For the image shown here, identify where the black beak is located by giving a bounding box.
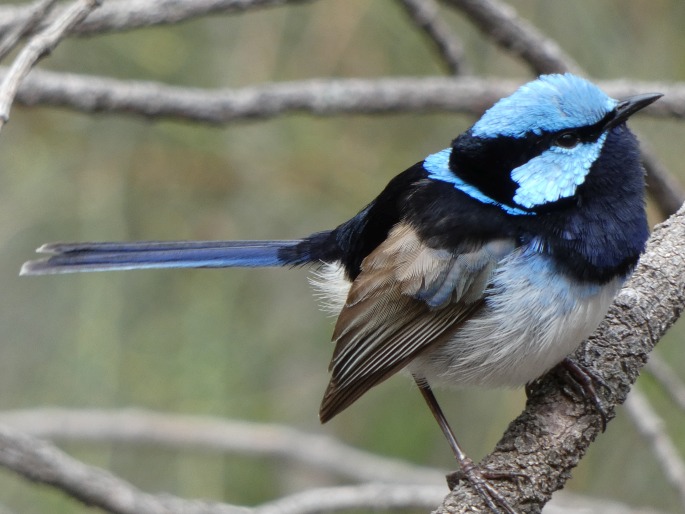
[605,92,662,129]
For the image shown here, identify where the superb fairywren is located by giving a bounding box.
[22,74,661,513]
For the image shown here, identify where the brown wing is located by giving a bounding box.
[319,223,514,422]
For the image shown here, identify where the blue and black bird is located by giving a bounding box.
[22,74,660,511]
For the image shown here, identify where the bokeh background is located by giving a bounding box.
[1,0,685,512]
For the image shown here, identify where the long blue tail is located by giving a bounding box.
[20,239,305,275]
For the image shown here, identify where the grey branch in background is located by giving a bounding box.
[0,423,244,514]
[624,388,685,508]
[0,0,57,61]
[646,354,685,411]
[0,408,445,485]
[0,0,319,37]
[7,68,682,123]
[398,0,468,75]
[0,410,671,514]
[442,0,581,75]
[0,0,101,130]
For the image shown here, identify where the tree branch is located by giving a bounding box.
[0,411,670,514]
[0,423,246,514]
[646,353,685,411]
[624,388,685,508]
[441,0,581,75]
[254,483,446,514]
[438,204,685,512]
[398,0,468,75]
[640,140,685,219]
[0,0,101,130]
[0,0,319,38]
[0,0,57,62]
[0,408,444,485]
[7,68,681,123]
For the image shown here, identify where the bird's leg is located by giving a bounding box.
[560,357,611,431]
[413,375,521,514]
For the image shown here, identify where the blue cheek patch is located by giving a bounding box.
[511,134,607,208]
[424,149,532,216]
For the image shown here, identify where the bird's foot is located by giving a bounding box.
[560,357,611,431]
[446,457,524,514]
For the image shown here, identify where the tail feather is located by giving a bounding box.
[21,240,303,275]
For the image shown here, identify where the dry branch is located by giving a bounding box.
[0,0,57,61]
[442,0,581,75]
[0,0,318,37]
[7,68,682,123]
[624,388,685,508]
[0,408,444,485]
[0,410,671,514]
[646,354,685,411]
[0,0,100,130]
[398,0,467,75]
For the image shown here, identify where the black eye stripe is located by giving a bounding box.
[448,107,616,208]
[556,110,616,144]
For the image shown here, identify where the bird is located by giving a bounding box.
[22,73,661,513]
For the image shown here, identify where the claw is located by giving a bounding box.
[446,459,523,514]
[445,459,525,514]
[560,357,611,431]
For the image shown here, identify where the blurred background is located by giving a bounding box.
[1,0,684,512]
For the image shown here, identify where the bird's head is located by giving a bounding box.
[436,73,661,214]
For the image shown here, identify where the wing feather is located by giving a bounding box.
[319,223,514,422]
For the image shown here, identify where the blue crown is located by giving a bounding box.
[472,74,618,139]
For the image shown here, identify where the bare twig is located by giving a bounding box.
[441,0,581,75]
[0,0,101,130]
[0,419,451,514]
[0,408,445,485]
[0,2,680,218]
[0,411,669,514]
[6,67,680,124]
[254,483,446,514]
[642,143,685,218]
[397,0,467,75]
[0,420,445,514]
[0,0,319,38]
[0,0,57,62]
[0,423,245,514]
[624,388,685,509]
[259,486,667,514]
[548,493,667,514]
[646,353,685,411]
[8,70,515,121]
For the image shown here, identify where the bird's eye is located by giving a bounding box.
[555,132,581,149]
